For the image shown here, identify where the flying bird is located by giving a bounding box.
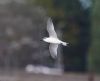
[43,18,68,58]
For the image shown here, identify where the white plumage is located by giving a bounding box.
[43,18,68,58]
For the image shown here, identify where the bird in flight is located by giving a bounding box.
[43,18,68,58]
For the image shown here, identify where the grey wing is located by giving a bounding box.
[49,43,58,58]
[47,18,57,38]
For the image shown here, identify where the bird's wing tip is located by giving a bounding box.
[48,17,52,22]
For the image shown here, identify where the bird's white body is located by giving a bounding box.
[43,37,67,46]
[43,18,68,58]
[43,37,61,44]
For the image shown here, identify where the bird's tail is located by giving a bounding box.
[62,42,68,46]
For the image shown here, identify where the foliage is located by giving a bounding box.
[27,0,66,18]
[88,0,100,72]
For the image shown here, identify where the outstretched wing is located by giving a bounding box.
[49,43,58,58]
[47,18,57,38]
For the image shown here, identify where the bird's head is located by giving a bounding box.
[43,37,48,42]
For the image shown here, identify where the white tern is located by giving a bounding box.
[43,18,68,58]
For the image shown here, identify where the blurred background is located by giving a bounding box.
[0,0,99,78]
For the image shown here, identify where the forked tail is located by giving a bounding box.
[62,42,68,46]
